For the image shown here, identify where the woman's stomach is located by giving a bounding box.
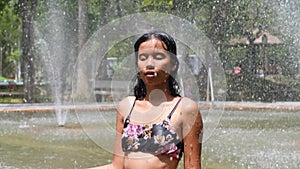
[124,152,179,169]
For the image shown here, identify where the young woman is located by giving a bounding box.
[91,31,203,169]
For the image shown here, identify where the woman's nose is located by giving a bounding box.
[146,64,155,70]
[145,58,155,69]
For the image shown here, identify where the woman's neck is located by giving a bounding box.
[144,85,175,105]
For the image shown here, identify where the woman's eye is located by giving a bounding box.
[154,53,165,60]
[139,54,147,61]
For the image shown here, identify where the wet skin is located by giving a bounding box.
[137,38,176,95]
[89,38,203,169]
[121,39,182,169]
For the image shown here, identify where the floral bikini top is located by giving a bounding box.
[121,97,183,159]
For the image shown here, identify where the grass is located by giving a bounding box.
[0,76,21,82]
[0,97,23,103]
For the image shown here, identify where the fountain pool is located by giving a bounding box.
[0,103,299,169]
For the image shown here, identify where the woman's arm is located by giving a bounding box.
[182,98,203,169]
[87,110,125,169]
[110,104,126,168]
[88,97,134,169]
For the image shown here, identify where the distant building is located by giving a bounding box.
[107,57,118,78]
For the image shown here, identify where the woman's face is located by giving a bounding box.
[137,38,176,86]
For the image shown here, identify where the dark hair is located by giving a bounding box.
[133,31,180,99]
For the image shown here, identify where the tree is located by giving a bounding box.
[0,0,21,78]
[19,0,38,103]
[75,0,90,98]
[96,0,110,80]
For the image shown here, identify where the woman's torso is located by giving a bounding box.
[124,152,179,169]
[121,97,183,169]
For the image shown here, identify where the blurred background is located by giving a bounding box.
[0,0,299,103]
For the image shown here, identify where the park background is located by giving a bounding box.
[0,1,300,169]
[0,0,299,103]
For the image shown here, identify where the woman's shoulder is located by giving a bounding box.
[180,97,199,113]
[179,97,202,128]
[117,96,136,116]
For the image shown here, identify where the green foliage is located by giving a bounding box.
[0,2,20,48]
[0,0,21,77]
[0,0,298,102]
[0,0,10,12]
[6,49,20,62]
[107,37,135,58]
[227,74,300,101]
[138,0,173,12]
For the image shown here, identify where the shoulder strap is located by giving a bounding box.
[167,97,183,119]
[126,97,137,120]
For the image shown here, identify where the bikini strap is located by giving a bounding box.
[167,97,183,119]
[126,97,137,120]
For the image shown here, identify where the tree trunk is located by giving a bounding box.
[75,0,90,99]
[19,0,37,103]
[96,0,110,80]
[78,0,89,50]
[0,48,2,76]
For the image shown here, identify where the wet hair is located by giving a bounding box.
[133,31,180,99]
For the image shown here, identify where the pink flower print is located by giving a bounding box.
[135,124,143,136]
[124,124,135,137]
[124,124,143,138]
[168,148,181,159]
[155,143,178,156]
[155,147,167,154]
[165,134,174,143]
[165,143,178,154]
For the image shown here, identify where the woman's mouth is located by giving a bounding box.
[145,72,158,78]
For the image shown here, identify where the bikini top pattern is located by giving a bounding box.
[121,97,183,159]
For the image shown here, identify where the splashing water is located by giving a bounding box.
[56,109,69,127]
[35,0,77,126]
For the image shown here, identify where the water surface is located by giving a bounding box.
[0,108,299,168]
